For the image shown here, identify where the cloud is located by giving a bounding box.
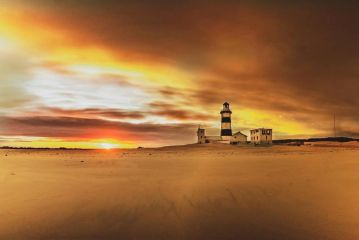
[149,102,216,121]
[35,102,217,122]
[43,107,146,120]
[0,116,197,144]
[0,43,34,110]
[23,68,150,111]
[1,1,359,143]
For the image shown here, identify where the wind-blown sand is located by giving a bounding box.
[1,143,359,239]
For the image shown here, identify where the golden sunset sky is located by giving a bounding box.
[1,1,358,148]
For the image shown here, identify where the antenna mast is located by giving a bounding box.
[333,113,336,138]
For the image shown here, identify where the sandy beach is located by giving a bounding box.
[1,143,359,239]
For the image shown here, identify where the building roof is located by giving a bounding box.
[250,128,272,131]
[233,131,247,137]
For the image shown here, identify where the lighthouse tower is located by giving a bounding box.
[220,102,232,140]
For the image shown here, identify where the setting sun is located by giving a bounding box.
[100,142,117,150]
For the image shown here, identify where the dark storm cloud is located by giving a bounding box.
[41,105,215,122]
[44,107,146,120]
[149,102,216,121]
[15,0,213,64]
[4,0,359,137]
[0,116,196,142]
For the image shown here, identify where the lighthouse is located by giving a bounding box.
[220,102,232,140]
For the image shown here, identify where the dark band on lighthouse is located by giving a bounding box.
[221,117,231,123]
[220,102,232,137]
[221,129,232,136]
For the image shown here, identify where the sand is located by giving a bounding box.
[1,143,359,239]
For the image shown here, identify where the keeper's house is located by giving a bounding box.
[250,128,272,145]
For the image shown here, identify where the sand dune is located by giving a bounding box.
[1,143,359,239]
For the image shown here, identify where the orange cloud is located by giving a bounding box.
[1,1,359,147]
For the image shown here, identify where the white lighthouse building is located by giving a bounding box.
[220,102,232,141]
[197,102,248,145]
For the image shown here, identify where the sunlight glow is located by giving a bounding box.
[100,142,118,150]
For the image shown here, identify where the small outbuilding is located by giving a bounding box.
[250,128,272,145]
[197,127,222,144]
[230,131,247,145]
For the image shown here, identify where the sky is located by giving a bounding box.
[0,1,358,148]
